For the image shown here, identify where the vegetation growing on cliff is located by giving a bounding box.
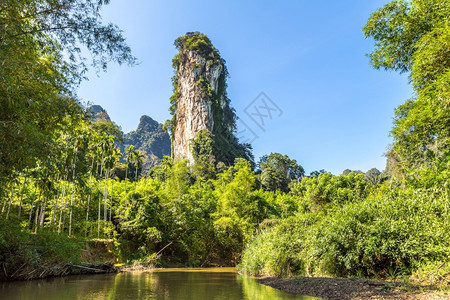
[169,32,253,166]
[123,115,171,172]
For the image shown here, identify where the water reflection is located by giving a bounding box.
[0,268,319,300]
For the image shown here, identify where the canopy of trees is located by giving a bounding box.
[258,153,304,193]
[0,0,135,188]
[364,0,450,173]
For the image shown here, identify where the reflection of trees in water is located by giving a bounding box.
[0,274,117,300]
[144,271,243,299]
[106,273,158,299]
[0,270,316,299]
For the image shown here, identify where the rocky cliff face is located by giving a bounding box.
[170,32,247,165]
[172,50,221,162]
[88,105,111,122]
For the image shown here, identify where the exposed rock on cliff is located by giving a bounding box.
[87,105,112,122]
[169,32,252,165]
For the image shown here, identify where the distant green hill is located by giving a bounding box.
[124,115,171,171]
[88,105,171,172]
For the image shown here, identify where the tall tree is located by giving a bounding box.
[258,153,304,193]
[131,150,144,192]
[124,145,134,206]
[364,0,450,172]
[0,0,135,193]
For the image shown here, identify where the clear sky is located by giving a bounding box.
[78,0,413,175]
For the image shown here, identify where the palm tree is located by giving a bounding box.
[97,137,107,237]
[132,150,144,193]
[109,148,121,223]
[103,138,115,224]
[124,145,134,207]
[68,140,80,237]
[85,152,95,236]
[95,134,115,237]
[58,175,69,234]
[28,183,38,227]
[16,171,30,219]
[5,178,17,220]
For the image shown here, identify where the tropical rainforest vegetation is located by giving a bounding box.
[0,0,448,287]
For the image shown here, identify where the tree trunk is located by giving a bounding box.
[85,156,95,236]
[34,195,42,233]
[135,166,138,193]
[68,182,75,237]
[124,160,128,207]
[97,154,104,238]
[5,186,15,220]
[69,152,77,237]
[28,184,38,227]
[51,176,62,229]
[17,175,28,219]
[109,179,114,222]
[104,170,108,223]
[58,180,68,234]
[2,183,14,215]
[39,196,47,227]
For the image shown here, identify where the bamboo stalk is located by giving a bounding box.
[98,152,104,238]
[5,186,15,220]
[39,196,47,227]
[104,170,108,223]
[28,184,38,227]
[58,179,68,234]
[51,176,62,229]
[85,155,95,236]
[69,149,77,237]
[17,174,29,219]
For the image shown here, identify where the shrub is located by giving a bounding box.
[240,213,318,276]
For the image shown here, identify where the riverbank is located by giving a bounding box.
[1,262,118,281]
[258,277,449,300]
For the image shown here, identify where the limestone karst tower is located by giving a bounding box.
[169,32,251,165]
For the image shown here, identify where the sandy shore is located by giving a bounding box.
[258,277,449,300]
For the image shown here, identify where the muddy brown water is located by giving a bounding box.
[0,268,320,299]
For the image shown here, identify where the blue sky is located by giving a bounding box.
[78,0,412,175]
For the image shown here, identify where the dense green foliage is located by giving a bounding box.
[240,0,450,286]
[0,0,448,288]
[363,0,450,174]
[0,153,301,267]
[258,153,305,193]
[241,169,449,283]
[0,0,134,193]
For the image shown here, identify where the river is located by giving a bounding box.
[0,268,320,299]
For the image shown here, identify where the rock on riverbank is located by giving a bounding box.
[258,277,448,300]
